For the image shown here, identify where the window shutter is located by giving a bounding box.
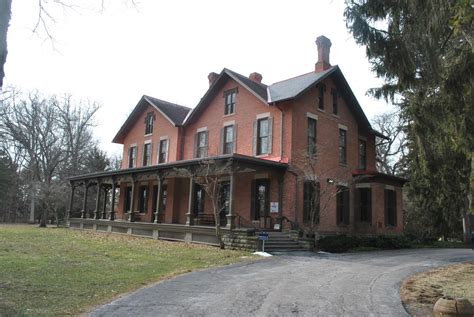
[233,124,237,153]
[252,120,257,156]
[367,188,372,223]
[268,117,273,154]
[193,133,198,158]
[393,191,397,226]
[344,189,350,225]
[250,179,256,220]
[204,131,209,157]
[128,147,132,168]
[166,139,170,163]
[220,127,224,155]
[149,143,153,165]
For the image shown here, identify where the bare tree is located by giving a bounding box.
[0,88,100,226]
[176,159,233,249]
[371,111,407,176]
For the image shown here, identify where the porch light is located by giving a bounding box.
[326,178,335,184]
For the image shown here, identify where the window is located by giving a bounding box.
[336,186,350,225]
[222,125,234,154]
[359,140,367,170]
[193,184,205,216]
[224,90,236,115]
[385,189,397,227]
[138,186,148,213]
[195,131,208,158]
[339,129,347,164]
[332,89,338,115]
[257,118,269,155]
[143,143,151,166]
[357,188,372,222]
[318,84,325,110]
[128,146,137,168]
[158,139,169,164]
[307,118,317,157]
[145,112,154,135]
[125,187,132,212]
[253,179,269,221]
[304,180,320,223]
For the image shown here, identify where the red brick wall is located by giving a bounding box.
[183,79,283,160]
[121,104,181,169]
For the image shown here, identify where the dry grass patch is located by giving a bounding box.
[0,225,254,316]
[401,261,474,316]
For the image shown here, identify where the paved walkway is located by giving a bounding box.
[89,248,474,316]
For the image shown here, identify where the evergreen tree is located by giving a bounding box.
[345,0,473,241]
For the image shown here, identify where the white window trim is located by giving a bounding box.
[223,120,235,127]
[157,138,169,164]
[385,185,395,191]
[355,183,371,188]
[306,112,318,120]
[144,139,152,144]
[338,181,349,187]
[160,135,169,140]
[256,112,270,119]
[338,124,348,131]
[197,127,208,133]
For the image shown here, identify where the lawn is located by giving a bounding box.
[401,261,474,316]
[0,225,253,316]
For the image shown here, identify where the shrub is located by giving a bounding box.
[317,234,412,253]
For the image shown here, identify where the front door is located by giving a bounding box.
[254,179,270,226]
[218,182,230,227]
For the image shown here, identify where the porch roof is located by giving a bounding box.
[353,171,408,186]
[69,154,288,182]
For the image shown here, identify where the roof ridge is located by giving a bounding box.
[270,66,338,85]
[224,68,268,88]
[144,95,191,110]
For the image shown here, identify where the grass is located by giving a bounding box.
[0,225,254,316]
[401,261,474,316]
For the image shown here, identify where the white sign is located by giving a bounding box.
[270,202,279,213]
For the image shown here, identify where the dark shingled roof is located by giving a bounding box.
[112,95,190,144]
[143,95,190,125]
[224,69,268,101]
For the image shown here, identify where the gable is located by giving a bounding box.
[113,96,190,144]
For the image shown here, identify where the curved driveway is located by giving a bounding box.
[89,249,474,317]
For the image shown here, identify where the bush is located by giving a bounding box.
[317,234,412,253]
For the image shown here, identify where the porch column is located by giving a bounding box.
[94,181,102,219]
[226,171,236,229]
[186,178,195,226]
[81,182,89,218]
[67,181,75,223]
[101,187,108,219]
[109,181,116,221]
[128,177,137,222]
[154,175,163,224]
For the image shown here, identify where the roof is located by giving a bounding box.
[184,68,268,124]
[68,153,288,181]
[267,67,337,103]
[112,95,191,144]
[353,171,408,186]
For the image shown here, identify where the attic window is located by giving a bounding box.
[331,89,338,115]
[224,89,237,115]
[145,112,155,135]
[318,84,326,110]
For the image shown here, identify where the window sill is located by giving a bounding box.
[331,114,339,118]
[339,162,348,167]
[144,133,152,137]
[317,108,325,113]
[223,113,235,118]
[255,154,270,158]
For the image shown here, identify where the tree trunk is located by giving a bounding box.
[213,206,225,249]
[462,194,472,243]
[0,0,12,89]
[29,185,36,224]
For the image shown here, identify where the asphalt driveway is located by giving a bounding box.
[89,248,474,317]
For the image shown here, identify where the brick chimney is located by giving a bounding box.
[208,72,219,86]
[315,35,332,72]
[249,72,263,83]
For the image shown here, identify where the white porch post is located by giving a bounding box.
[226,171,236,229]
[154,175,163,224]
[128,177,137,222]
[94,180,102,219]
[109,181,116,221]
[186,178,195,226]
[81,182,89,219]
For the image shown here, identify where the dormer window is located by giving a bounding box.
[224,89,237,115]
[318,84,326,110]
[145,112,155,135]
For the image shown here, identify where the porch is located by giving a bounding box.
[67,154,288,237]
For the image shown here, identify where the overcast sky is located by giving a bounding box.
[5,0,392,155]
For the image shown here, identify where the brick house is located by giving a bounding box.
[68,36,406,247]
